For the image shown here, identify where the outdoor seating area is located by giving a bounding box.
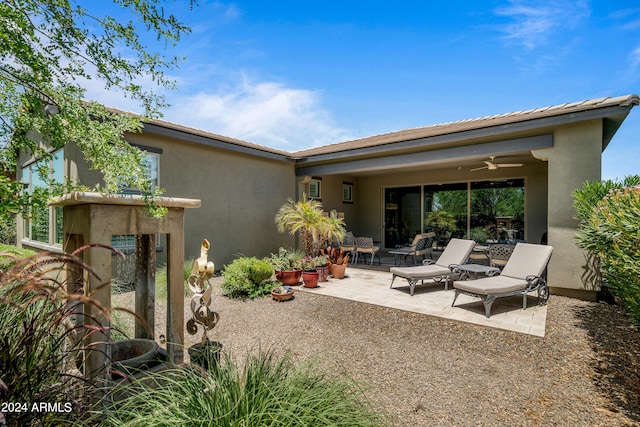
[333,239,553,321]
[389,238,475,295]
[297,264,548,336]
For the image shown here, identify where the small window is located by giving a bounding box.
[342,182,353,203]
[309,179,321,199]
[119,152,159,194]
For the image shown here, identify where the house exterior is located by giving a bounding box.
[17,94,639,300]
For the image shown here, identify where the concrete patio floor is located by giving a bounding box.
[297,265,548,337]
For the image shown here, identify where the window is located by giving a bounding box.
[342,182,353,203]
[119,152,159,194]
[309,178,321,199]
[21,150,64,246]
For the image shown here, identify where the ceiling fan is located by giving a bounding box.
[470,156,523,172]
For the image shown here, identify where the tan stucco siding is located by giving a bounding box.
[125,132,296,267]
[533,120,603,298]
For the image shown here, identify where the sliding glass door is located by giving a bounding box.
[384,186,421,248]
[383,179,525,248]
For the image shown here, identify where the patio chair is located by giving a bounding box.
[340,231,356,257]
[354,237,380,266]
[390,238,475,295]
[488,243,515,269]
[451,243,553,318]
[391,232,435,265]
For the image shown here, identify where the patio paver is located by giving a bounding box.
[297,267,547,337]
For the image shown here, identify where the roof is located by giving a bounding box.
[111,94,639,161]
[291,94,640,157]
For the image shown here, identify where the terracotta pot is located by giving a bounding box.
[275,269,302,286]
[316,265,329,282]
[302,270,320,288]
[329,263,347,279]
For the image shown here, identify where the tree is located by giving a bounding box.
[274,195,346,257]
[0,0,196,218]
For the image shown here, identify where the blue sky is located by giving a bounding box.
[88,1,640,181]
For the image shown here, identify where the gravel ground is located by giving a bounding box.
[117,276,640,426]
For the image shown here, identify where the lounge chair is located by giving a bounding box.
[452,243,553,318]
[389,232,436,265]
[390,238,475,295]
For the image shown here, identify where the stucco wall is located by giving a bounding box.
[297,174,359,232]
[125,132,296,267]
[533,120,603,299]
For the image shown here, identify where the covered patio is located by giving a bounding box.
[293,95,640,301]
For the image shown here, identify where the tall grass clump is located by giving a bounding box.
[98,349,389,427]
[0,249,105,426]
[221,257,275,299]
[574,176,640,325]
[154,258,193,300]
[0,245,144,426]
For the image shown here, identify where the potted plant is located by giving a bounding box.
[321,246,350,279]
[275,196,346,257]
[314,254,329,282]
[300,256,320,288]
[267,247,303,286]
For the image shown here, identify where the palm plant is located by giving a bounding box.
[275,195,346,256]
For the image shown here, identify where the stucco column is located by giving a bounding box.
[533,120,602,300]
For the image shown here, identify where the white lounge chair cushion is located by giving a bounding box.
[501,243,553,279]
[390,264,451,280]
[453,275,528,295]
[435,238,476,268]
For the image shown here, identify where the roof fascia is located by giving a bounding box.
[295,105,632,164]
[296,134,553,176]
[142,122,295,163]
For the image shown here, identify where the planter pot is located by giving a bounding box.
[329,263,347,279]
[271,286,294,301]
[275,269,302,286]
[316,265,329,282]
[302,270,320,288]
[110,338,160,378]
[188,340,223,371]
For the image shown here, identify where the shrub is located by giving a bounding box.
[574,176,640,325]
[221,257,275,299]
[469,226,489,243]
[97,349,389,427]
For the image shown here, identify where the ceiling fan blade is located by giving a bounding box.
[496,163,523,168]
[470,166,488,172]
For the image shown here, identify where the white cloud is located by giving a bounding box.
[166,76,352,150]
[631,46,640,69]
[495,0,589,49]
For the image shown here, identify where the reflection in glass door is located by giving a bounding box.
[384,179,526,248]
[424,183,468,248]
[384,186,421,248]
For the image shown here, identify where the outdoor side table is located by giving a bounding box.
[455,264,501,280]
